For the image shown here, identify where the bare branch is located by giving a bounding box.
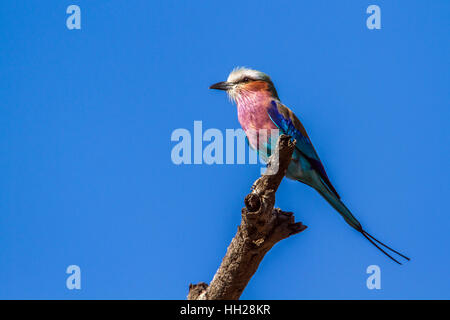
[188,135,307,300]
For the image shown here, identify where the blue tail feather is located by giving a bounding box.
[314,181,410,264]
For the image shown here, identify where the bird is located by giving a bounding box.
[209,67,410,264]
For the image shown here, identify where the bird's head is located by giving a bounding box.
[209,67,279,103]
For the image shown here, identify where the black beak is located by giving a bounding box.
[209,81,232,91]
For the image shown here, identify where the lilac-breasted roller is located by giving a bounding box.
[210,67,409,264]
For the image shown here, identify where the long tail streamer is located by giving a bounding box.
[361,230,410,265]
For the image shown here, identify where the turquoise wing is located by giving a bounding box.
[267,100,340,198]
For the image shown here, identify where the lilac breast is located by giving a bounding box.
[236,91,278,151]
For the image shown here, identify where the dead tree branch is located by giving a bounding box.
[188,134,307,300]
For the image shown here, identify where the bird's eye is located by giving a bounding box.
[242,77,250,82]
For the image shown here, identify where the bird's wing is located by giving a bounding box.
[267,100,340,198]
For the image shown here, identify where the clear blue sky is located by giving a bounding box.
[1,1,449,299]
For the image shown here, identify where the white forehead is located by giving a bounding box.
[226,67,270,83]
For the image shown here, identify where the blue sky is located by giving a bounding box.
[0,1,449,299]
